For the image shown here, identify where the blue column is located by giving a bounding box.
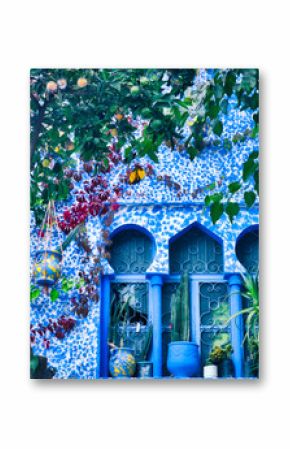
[149,274,163,378]
[100,274,112,378]
[228,274,244,378]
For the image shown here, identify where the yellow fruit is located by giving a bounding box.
[77,77,88,88]
[66,143,75,151]
[42,159,50,168]
[115,113,123,121]
[54,146,60,153]
[110,128,118,137]
[46,81,58,92]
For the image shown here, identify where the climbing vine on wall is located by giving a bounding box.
[30,68,259,225]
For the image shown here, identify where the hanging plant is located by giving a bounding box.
[33,200,63,287]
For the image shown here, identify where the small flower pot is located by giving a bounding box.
[136,361,153,378]
[203,364,218,379]
[167,341,199,378]
[109,347,136,378]
[34,250,62,286]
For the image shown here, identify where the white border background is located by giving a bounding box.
[1,1,289,447]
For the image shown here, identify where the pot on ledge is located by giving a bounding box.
[109,347,136,378]
[167,342,199,378]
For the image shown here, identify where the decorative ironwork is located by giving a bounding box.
[110,282,152,362]
[169,226,223,274]
[236,228,259,273]
[110,229,154,274]
[199,282,231,366]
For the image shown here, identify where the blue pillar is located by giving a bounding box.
[149,274,163,378]
[100,274,112,378]
[228,274,244,378]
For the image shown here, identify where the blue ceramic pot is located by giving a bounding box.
[167,342,199,378]
[34,250,62,286]
[109,347,136,378]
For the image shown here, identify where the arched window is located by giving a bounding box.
[100,226,155,377]
[169,224,223,274]
[110,227,154,274]
[162,223,230,375]
[236,226,259,273]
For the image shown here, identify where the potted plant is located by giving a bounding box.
[136,325,153,378]
[203,360,218,379]
[245,337,259,378]
[227,272,259,377]
[167,272,199,378]
[208,344,234,378]
[33,200,62,287]
[108,291,136,378]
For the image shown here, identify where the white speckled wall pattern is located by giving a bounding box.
[30,94,258,379]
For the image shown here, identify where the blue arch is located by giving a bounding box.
[169,221,224,274]
[169,221,223,246]
[110,223,156,248]
[109,224,156,274]
[235,224,259,273]
[236,224,259,246]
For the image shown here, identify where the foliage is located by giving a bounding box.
[30,68,259,225]
[226,273,259,375]
[208,344,233,365]
[30,349,56,379]
[228,272,259,342]
[171,272,190,342]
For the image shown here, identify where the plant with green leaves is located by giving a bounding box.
[171,272,190,342]
[31,68,259,225]
[227,272,259,343]
[208,344,233,365]
[226,272,259,375]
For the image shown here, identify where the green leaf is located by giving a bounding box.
[208,101,219,119]
[205,195,211,206]
[249,150,259,160]
[210,202,224,224]
[254,170,259,194]
[243,158,258,181]
[213,120,223,136]
[50,289,59,302]
[225,71,236,96]
[244,191,256,208]
[225,202,240,223]
[30,355,39,372]
[211,193,223,203]
[220,98,228,114]
[30,287,40,301]
[228,182,241,194]
[188,146,198,160]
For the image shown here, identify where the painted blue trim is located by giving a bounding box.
[235,224,259,246]
[100,274,113,378]
[105,200,259,209]
[227,273,244,378]
[147,274,163,377]
[109,223,156,250]
[168,221,223,245]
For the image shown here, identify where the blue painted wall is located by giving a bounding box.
[30,87,258,379]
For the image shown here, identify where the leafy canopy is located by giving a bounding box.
[30,68,259,224]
